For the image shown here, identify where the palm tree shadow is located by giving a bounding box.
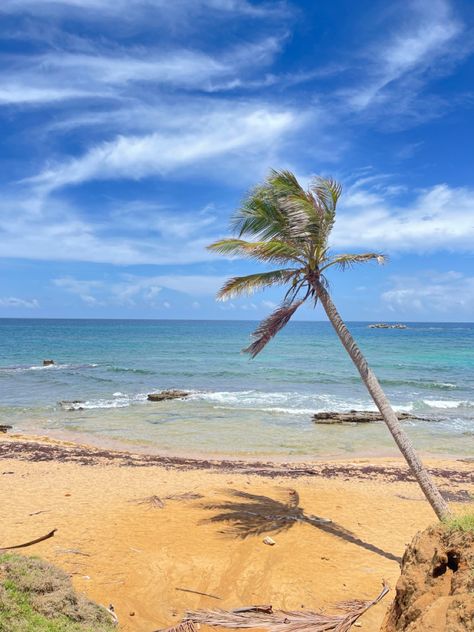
[201,488,401,564]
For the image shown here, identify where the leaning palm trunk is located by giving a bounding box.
[209,170,450,520]
[313,278,450,520]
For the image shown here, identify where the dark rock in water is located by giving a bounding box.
[43,359,55,366]
[147,389,189,402]
[59,400,85,411]
[381,524,474,632]
[313,410,418,424]
[368,323,407,329]
[0,425,12,433]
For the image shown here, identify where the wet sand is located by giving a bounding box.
[1,434,473,632]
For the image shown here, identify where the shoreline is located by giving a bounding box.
[3,426,473,465]
[1,432,473,485]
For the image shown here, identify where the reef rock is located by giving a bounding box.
[313,410,417,424]
[368,323,407,329]
[42,359,55,366]
[147,390,190,402]
[381,524,474,632]
[0,425,12,433]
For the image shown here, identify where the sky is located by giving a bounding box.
[0,0,473,321]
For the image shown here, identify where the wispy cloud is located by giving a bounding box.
[28,103,300,191]
[53,273,228,305]
[382,271,474,317]
[340,0,468,122]
[0,296,39,308]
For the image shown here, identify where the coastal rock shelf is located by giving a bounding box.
[368,323,407,329]
[313,410,420,424]
[147,389,190,402]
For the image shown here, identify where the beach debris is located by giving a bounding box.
[167,492,204,501]
[43,359,55,366]
[29,509,50,516]
[313,410,420,424]
[0,528,57,552]
[105,604,119,625]
[132,495,165,509]
[368,323,407,329]
[263,536,276,546]
[176,587,221,600]
[154,621,199,632]
[184,583,389,632]
[131,491,203,510]
[0,424,12,433]
[147,389,190,402]
[57,548,91,557]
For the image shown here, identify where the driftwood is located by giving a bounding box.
[176,587,221,600]
[184,583,390,632]
[0,528,57,552]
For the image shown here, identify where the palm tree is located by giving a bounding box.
[208,170,450,520]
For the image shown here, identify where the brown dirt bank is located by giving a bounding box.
[0,435,473,632]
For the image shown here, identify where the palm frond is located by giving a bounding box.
[243,299,304,358]
[185,583,389,632]
[208,239,304,265]
[216,270,298,301]
[321,253,387,272]
[310,177,342,214]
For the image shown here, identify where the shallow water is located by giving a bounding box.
[0,319,473,458]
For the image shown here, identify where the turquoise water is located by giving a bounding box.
[0,319,473,458]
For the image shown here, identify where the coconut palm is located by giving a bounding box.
[208,170,450,520]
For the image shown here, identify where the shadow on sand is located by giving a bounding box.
[201,488,401,564]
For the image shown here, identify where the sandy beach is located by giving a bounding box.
[1,434,472,632]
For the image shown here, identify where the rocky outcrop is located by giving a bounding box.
[147,389,190,402]
[369,323,407,329]
[58,400,85,411]
[313,410,418,424]
[381,524,474,632]
[42,359,55,366]
[0,425,12,433]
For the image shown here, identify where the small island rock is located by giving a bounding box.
[43,359,55,366]
[147,389,190,402]
[0,424,12,433]
[368,323,407,329]
[313,410,419,424]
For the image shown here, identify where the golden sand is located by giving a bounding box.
[1,435,472,632]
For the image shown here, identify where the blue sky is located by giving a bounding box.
[0,0,473,321]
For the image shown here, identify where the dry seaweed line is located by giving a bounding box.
[181,582,389,632]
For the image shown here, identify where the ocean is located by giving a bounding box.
[0,319,473,458]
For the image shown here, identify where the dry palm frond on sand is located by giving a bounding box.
[182,583,389,632]
[131,492,203,510]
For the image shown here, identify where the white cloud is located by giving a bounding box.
[382,271,474,317]
[29,104,299,191]
[0,297,39,308]
[1,0,287,19]
[343,0,465,116]
[52,273,228,305]
[332,181,474,252]
[0,36,283,107]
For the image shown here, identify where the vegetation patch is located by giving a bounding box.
[0,553,116,632]
[443,511,474,533]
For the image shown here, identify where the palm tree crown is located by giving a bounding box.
[209,170,385,356]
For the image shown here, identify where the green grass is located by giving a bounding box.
[443,512,474,533]
[0,554,116,632]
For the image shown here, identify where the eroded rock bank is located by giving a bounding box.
[381,524,474,632]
